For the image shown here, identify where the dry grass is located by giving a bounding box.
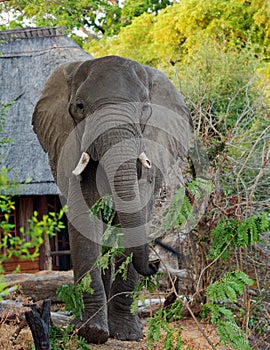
[0,317,233,350]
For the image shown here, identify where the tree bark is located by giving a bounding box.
[25,299,51,350]
[4,270,73,302]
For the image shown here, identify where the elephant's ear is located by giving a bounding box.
[32,62,82,195]
[142,66,193,179]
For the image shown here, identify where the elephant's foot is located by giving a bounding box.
[73,309,109,344]
[76,320,109,344]
[109,311,143,341]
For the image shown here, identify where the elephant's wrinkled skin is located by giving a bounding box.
[32,56,193,343]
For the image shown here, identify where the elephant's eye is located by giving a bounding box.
[76,101,84,111]
[69,100,85,121]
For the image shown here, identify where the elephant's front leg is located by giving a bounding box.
[67,175,109,344]
[68,224,109,344]
[108,254,142,340]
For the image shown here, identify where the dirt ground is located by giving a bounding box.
[0,318,232,350]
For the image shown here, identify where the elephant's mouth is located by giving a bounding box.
[72,151,151,176]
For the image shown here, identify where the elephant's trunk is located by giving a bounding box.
[101,144,158,276]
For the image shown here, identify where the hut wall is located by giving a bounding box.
[1,195,70,273]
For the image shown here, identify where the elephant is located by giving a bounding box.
[32,55,193,344]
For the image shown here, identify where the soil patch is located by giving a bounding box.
[0,318,231,350]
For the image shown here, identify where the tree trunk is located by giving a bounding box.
[25,299,51,350]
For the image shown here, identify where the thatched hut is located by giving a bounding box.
[0,27,91,272]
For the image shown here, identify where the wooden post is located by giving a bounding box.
[25,299,51,350]
[38,196,53,271]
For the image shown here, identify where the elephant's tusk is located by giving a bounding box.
[72,152,91,176]
[139,152,151,169]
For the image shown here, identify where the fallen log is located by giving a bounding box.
[0,299,71,326]
[4,270,73,302]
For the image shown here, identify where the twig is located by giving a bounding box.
[183,299,217,350]
[235,126,270,201]
[152,247,217,350]
[11,318,28,345]
[248,141,270,202]
[75,291,130,335]
[196,235,236,294]
[245,294,252,337]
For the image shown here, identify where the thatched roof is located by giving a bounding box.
[0,27,90,195]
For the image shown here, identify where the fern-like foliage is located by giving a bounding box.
[163,187,192,231]
[202,271,254,350]
[207,271,254,303]
[111,253,133,281]
[217,320,252,350]
[90,195,134,281]
[90,194,115,222]
[90,194,125,250]
[57,273,93,320]
[188,177,213,199]
[164,177,213,231]
[131,276,184,348]
[147,299,184,350]
[130,274,161,315]
[50,324,90,350]
[210,213,270,259]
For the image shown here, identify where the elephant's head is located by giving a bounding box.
[32,56,193,276]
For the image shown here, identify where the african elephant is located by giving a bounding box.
[32,55,193,344]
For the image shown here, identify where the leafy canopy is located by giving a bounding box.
[0,0,172,36]
[88,0,270,64]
